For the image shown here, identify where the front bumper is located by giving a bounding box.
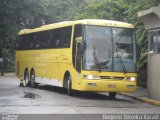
[74,79,136,92]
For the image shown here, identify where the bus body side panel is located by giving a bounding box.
[16,50,62,86]
[32,49,62,86]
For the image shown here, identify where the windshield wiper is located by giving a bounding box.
[116,53,126,74]
[93,44,101,72]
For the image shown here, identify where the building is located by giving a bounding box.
[138,4,160,100]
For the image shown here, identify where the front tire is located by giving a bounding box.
[67,75,73,96]
[109,92,116,99]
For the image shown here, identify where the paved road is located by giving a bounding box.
[0,75,160,119]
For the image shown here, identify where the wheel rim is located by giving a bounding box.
[67,76,72,96]
[31,73,35,87]
[25,74,29,85]
[67,79,70,89]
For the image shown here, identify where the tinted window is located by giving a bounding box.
[22,35,29,50]
[28,33,34,49]
[148,30,159,53]
[17,26,72,50]
[52,26,72,48]
[149,31,155,52]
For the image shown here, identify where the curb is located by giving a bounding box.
[1,73,15,76]
[119,92,160,107]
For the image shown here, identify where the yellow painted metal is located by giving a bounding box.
[72,71,136,92]
[16,19,136,93]
[18,19,134,35]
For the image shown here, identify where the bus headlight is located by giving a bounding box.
[83,75,101,80]
[126,77,136,82]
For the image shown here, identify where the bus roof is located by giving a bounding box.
[18,19,134,35]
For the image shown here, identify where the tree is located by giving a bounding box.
[75,0,128,21]
[0,0,49,57]
[0,0,49,72]
[46,0,85,24]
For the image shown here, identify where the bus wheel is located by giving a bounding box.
[109,92,116,99]
[30,70,38,88]
[24,70,30,87]
[67,75,73,96]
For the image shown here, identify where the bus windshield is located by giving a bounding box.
[83,25,136,72]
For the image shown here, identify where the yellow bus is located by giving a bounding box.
[16,19,137,98]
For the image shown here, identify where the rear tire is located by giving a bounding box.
[30,70,38,88]
[109,92,116,99]
[24,70,30,87]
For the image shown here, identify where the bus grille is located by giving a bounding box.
[100,76,112,79]
[100,76,125,80]
[114,77,125,80]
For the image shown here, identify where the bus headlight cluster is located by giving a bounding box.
[83,75,101,80]
[126,77,136,82]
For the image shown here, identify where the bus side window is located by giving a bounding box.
[33,33,38,49]
[21,35,25,50]
[62,26,72,48]
[55,39,61,47]
[36,31,46,49]
[54,29,62,48]
[51,29,59,48]
[41,31,47,49]
[46,31,52,48]
[22,35,28,50]
[29,33,34,49]
[51,30,56,48]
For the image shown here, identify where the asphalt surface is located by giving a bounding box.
[0,75,160,120]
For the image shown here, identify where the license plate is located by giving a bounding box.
[108,84,116,88]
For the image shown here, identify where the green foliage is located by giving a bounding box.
[0,0,49,57]
[0,0,50,72]
[75,0,128,21]
[126,0,160,23]
[46,0,85,23]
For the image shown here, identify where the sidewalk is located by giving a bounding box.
[120,87,160,107]
[0,72,15,76]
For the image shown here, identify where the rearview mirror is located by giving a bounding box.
[75,37,85,56]
[76,37,83,43]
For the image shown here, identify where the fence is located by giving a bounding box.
[0,58,15,76]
